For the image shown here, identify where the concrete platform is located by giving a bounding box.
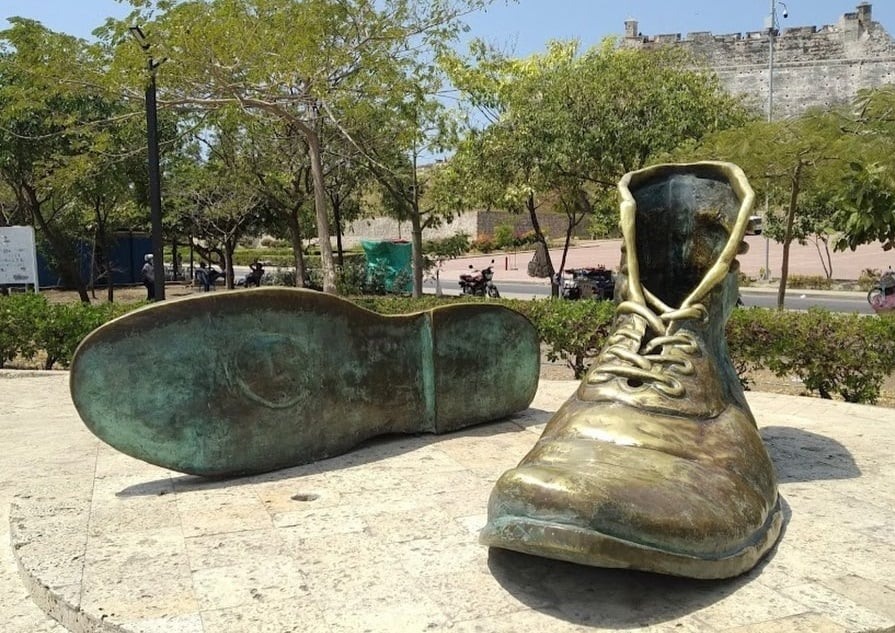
[2,370,894,633]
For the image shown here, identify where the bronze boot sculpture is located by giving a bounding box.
[481,162,783,579]
[70,289,539,477]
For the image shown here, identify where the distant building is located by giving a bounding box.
[622,3,895,118]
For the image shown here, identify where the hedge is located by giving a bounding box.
[3,291,894,405]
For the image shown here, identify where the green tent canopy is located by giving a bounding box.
[361,240,412,292]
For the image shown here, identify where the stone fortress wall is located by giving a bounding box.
[347,4,895,244]
[622,3,895,118]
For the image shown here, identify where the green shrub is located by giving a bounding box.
[233,248,295,266]
[260,236,290,248]
[525,299,615,378]
[493,225,515,250]
[786,274,834,290]
[423,234,470,263]
[471,235,495,253]
[34,301,137,369]
[727,308,895,403]
[264,267,297,287]
[513,230,539,248]
[782,310,895,403]
[0,292,47,366]
[737,271,754,288]
[858,268,881,292]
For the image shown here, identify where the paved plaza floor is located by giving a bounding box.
[2,370,894,632]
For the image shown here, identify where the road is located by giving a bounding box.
[423,278,873,314]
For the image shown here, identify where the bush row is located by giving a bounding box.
[365,297,895,404]
[1,293,138,370]
[4,292,894,405]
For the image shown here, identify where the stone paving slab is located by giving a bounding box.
[2,370,894,633]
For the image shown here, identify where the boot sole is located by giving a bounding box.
[70,288,539,477]
[480,498,784,579]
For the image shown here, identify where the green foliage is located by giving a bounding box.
[0,292,47,366]
[471,235,496,253]
[233,248,296,267]
[33,302,132,370]
[5,287,895,406]
[423,233,471,271]
[0,293,138,369]
[335,258,368,295]
[727,308,895,404]
[493,225,515,250]
[786,274,834,290]
[858,268,882,292]
[263,268,298,288]
[525,299,616,378]
[726,308,786,389]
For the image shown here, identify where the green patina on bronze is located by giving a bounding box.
[70,289,539,477]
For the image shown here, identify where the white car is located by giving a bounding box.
[746,215,763,235]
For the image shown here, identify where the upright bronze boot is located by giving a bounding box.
[481,162,783,579]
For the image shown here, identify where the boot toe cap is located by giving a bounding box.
[481,415,782,578]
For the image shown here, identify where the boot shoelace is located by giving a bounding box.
[586,294,707,398]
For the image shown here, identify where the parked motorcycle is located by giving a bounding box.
[867,268,895,314]
[459,261,501,298]
[558,266,615,300]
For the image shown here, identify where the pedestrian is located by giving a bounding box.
[141,254,155,301]
[195,262,211,292]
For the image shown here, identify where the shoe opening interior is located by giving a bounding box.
[632,171,741,308]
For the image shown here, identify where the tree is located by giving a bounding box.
[830,86,895,252]
[103,0,490,294]
[438,39,748,295]
[170,122,265,288]
[677,111,849,308]
[0,19,144,302]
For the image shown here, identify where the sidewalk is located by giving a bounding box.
[438,237,892,286]
[2,370,894,632]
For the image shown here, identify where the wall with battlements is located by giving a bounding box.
[623,3,895,118]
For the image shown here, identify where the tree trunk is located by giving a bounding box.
[286,208,307,288]
[527,193,557,297]
[332,199,345,268]
[410,207,424,298]
[24,187,90,303]
[224,238,236,289]
[106,251,115,303]
[306,129,337,294]
[776,162,803,310]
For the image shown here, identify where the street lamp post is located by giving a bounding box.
[129,26,166,301]
[764,1,787,280]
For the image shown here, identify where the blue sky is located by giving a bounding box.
[2,1,894,55]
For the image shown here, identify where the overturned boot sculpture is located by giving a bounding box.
[70,289,539,477]
[481,162,783,579]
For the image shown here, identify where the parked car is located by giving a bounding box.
[746,215,763,235]
[559,266,615,300]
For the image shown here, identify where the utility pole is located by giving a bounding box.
[764,1,787,280]
[129,26,166,300]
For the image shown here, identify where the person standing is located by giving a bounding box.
[141,254,155,301]
[195,262,211,292]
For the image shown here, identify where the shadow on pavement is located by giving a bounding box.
[115,406,553,498]
[761,425,861,481]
